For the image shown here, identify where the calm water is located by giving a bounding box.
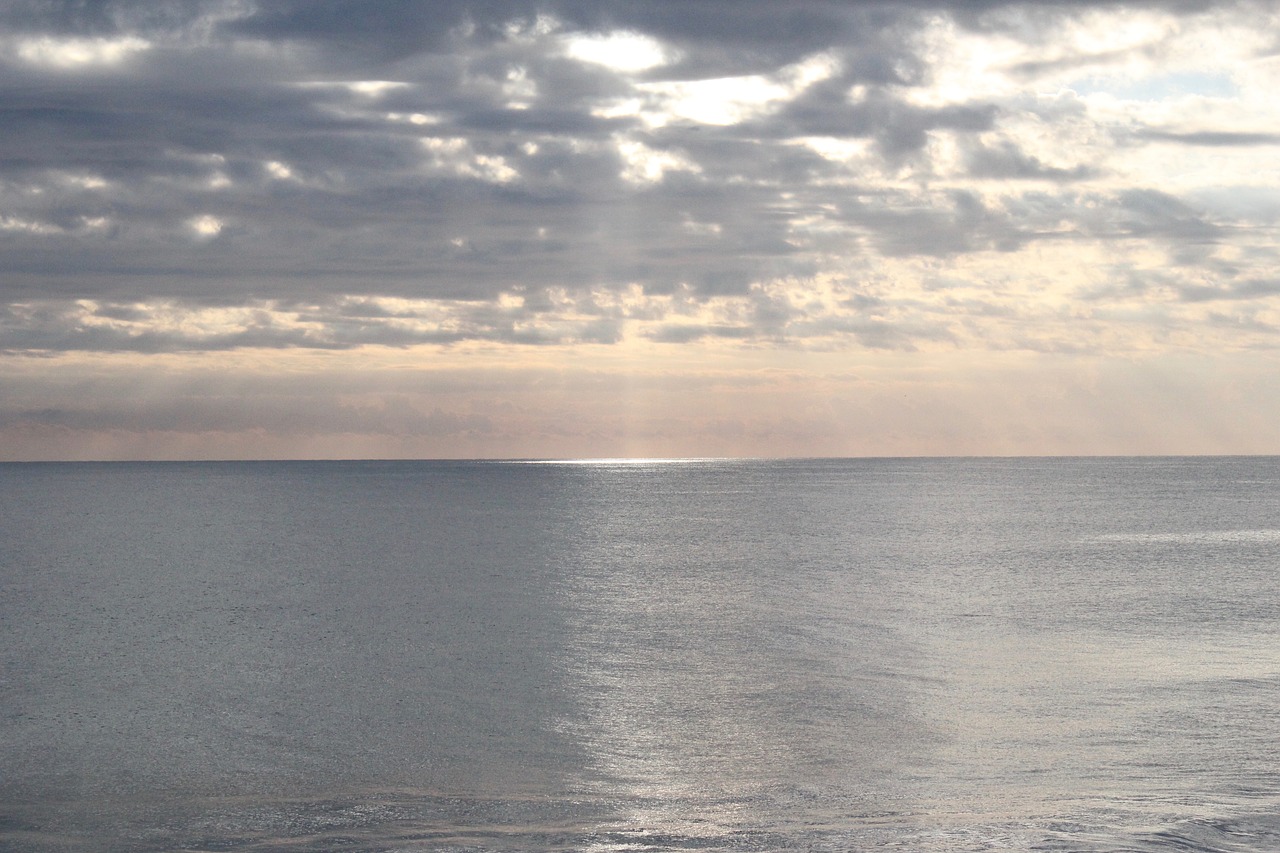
[1,457,1279,852]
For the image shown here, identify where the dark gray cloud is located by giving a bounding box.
[839,190,1038,256]
[1178,278,1280,302]
[965,140,1099,181]
[1106,189,1222,242]
[1134,129,1280,146]
[753,84,999,160]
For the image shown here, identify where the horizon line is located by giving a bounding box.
[3,453,1278,465]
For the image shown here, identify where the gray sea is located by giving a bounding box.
[2,457,1279,852]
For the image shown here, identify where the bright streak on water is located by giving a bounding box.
[1,457,1279,851]
[502,457,734,466]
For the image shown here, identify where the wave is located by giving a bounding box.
[1124,814,1280,853]
[1092,529,1280,545]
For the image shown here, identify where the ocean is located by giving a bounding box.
[1,457,1278,852]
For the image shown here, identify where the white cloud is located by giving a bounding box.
[420,138,518,183]
[635,55,838,127]
[0,215,60,235]
[188,215,224,238]
[340,80,410,97]
[264,161,294,180]
[635,75,787,126]
[12,35,150,69]
[616,138,701,184]
[563,30,673,73]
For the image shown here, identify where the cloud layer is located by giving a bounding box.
[2,0,1280,457]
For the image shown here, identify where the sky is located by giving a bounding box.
[2,0,1280,460]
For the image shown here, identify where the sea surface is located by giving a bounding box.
[2,457,1279,852]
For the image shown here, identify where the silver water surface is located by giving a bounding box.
[1,457,1278,851]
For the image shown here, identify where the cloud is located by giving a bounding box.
[1134,129,1280,146]
[0,0,1277,366]
[964,139,1098,181]
[1178,278,1280,302]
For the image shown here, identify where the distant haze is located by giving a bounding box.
[2,0,1279,459]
